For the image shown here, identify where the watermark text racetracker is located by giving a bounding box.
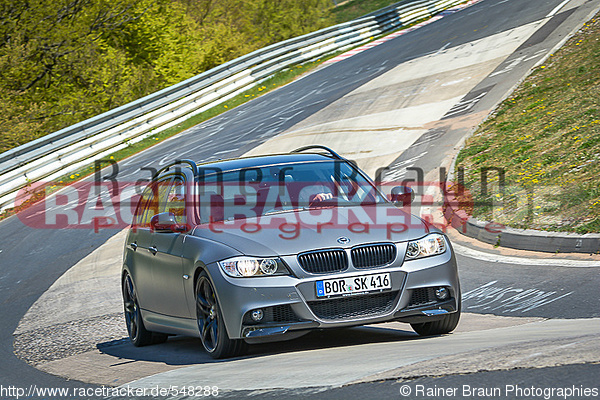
[15,179,446,239]
[0,384,219,399]
[13,159,551,237]
[399,384,599,399]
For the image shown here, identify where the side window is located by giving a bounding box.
[166,177,186,224]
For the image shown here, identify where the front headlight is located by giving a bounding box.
[218,256,290,277]
[405,233,447,260]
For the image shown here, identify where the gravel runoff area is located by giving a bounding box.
[14,313,127,366]
[12,229,129,366]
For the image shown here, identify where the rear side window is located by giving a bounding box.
[133,185,154,227]
[134,178,173,227]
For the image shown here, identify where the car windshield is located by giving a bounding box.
[197,160,385,223]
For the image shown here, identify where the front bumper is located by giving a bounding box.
[209,250,460,341]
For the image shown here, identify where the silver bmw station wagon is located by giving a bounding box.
[122,146,460,358]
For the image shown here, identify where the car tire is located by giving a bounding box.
[123,273,168,346]
[195,271,247,359]
[411,296,461,336]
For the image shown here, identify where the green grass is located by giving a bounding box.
[455,14,600,233]
[331,0,406,23]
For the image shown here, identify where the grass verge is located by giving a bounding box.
[455,14,600,234]
[331,0,406,23]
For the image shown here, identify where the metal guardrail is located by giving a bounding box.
[0,0,466,210]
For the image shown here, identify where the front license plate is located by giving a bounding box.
[316,273,391,297]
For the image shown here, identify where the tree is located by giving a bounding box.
[0,0,332,154]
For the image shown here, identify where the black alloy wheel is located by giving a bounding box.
[123,273,167,346]
[195,271,246,358]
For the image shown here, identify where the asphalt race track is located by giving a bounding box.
[1,0,599,399]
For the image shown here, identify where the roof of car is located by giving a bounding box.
[195,152,340,173]
[153,147,349,180]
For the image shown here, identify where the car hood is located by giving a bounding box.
[192,204,429,257]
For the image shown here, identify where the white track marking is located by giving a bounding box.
[547,0,571,18]
[453,242,600,268]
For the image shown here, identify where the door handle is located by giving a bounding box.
[148,246,158,255]
[129,242,138,251]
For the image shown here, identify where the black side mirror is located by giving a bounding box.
[150,212,188,233]
[390,186,414,207]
